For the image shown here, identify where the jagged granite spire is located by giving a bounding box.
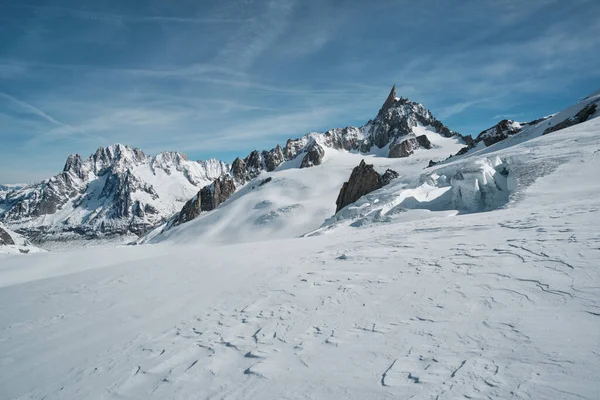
[381,84,397,112]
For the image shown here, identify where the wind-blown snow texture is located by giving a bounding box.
[1,118,599,399]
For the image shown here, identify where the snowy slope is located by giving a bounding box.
[0,222,44,254]
[449,89,600,161]
[0,119,599,399]
[143,129,465,244]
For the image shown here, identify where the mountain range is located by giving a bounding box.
[1,86,599,248]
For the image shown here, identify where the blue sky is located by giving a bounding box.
[1,0,599,183]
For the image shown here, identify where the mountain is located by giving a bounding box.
[229,85,461,184]
[2,104,598,400]
[4,86,598,247]
[141,88,600,245]
[0,145,228,245]
[442,89,600,161]
[137,86,467,241]
[1,86,463,246]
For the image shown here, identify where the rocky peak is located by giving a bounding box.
[262,145,285,172]
[231,151,265,184]
[63,154,88,180]
[366,87,458,150]
[173,175,236,226]
[380,84,397,113]
[91,144,146,175]
[300,141,325,168]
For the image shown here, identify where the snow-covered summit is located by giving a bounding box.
[0,145,229,245]
[229,85,462,183]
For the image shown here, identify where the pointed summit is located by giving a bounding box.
[381,84,397,111]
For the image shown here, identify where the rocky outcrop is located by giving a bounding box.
[415,134,432,149]
[388,134,432,158]
[173,194,202,227]
[543,103,598,135]
[335,160,399,213]
[381,85,397,112]
[263,145,285,172]
[231,150,270,184]
[0,225,15,245]
[381,169,400,186]
[300,142,325,168]
[199,175,236,212]
[477,119,523,147]
[173,175,236,226]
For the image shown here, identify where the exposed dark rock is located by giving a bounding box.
[426,160,439,168]
[231,157,249,183]
[462,135,474,147]
[200,175,236,212]
[173,194,202,226]
[300,142,325,168]
[63,154,87,180]
[231,151,265,184]
[543,103,598,135]
[225,85,461,186]
[263,145,285,172]
[259,177,272,186]
[0,226,15,245]
[381,84,397,112]
[389,137,419,158]
[415,134,432,149]
[335,160,398,213]
[336,160,383,213]
[455,146,470,156]
[381,169,400,186]
[173,175,236,226]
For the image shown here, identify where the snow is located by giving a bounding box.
[461,91,600,159]
[144,133,465,245]
[0,223,44,254]
[0,117,599,399]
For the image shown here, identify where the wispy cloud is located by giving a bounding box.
[0,3,251,24]
[214,0,296,70]
[0,91,66,126]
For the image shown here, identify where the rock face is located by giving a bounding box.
[335,160,399,213]
[173,175,236,226]
[173,194,202,227]
[543,103,598,135]
[477,119,524,147]
[199,175,236,212]
[0,225,15,245]
[388,134,431,158]
[300,142,325,168]
[1,144,229,242]
[381,169,400,186]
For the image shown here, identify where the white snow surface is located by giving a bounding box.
[0,119,599,399]
[144,129,465,245]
